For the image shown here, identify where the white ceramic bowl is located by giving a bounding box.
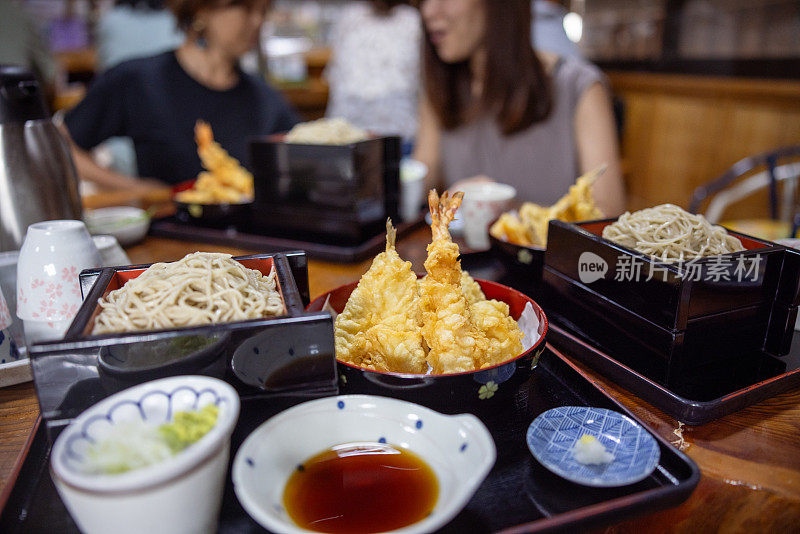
[232,394,496,534]
[84,206,151,246]
[51,375,240,534]
[400,157,428,183]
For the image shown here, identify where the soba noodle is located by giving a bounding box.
[602,204,745,262]
[92,252,284,334]
[284,118,368,145]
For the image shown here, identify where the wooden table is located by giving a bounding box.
[1,230,800,532]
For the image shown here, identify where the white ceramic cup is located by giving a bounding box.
[16,220,102,342]
[400,159,428,222]
[51,376,240,534]
[459,182,517,250]
[92,235,131,267]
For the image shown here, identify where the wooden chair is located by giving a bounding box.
[688,145,800,238]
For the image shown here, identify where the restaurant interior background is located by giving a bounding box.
[2,3,800,532]
[15,0,800,224]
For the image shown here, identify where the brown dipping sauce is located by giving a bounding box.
[283,442,439,533]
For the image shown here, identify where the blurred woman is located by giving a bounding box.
[96,0,184,71]
[324,0,421,144]
[92,0,184,177]
[413,0,625,215]
[64,0,299,190]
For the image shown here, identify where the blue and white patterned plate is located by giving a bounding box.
[526,406,661,487]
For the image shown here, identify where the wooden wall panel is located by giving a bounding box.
[608,72,800,219]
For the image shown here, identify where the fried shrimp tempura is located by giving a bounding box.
[419,190,524,373]
[334,220,427,373]
[175,121,254,204]
[460,270,485,305]
[489,168,605,247]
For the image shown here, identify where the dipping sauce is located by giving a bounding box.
[283,442,439,533]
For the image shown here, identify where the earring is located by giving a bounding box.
[192,19,208,49]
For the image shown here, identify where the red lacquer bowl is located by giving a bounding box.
[307,278,548,413]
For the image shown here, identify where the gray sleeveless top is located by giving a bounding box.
[440,57,605,205]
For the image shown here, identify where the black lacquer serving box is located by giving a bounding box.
[248,134,401,244]
[542,219,800,388]
[454,248,800,425]
[27,251,338,440]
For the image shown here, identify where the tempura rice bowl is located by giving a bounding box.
[306,279,548,414]
[488,218,546,291]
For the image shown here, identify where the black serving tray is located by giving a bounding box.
[0,348,699,534]
[545,316,800,426]
[459,251,800,426]
[149,214,426,263]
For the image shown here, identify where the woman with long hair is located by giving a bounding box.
[413,0,625,215]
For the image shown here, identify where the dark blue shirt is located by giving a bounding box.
[65,51,300,184]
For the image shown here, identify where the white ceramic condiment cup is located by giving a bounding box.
[50,375,240,534]
[460,182,517,250]
[16,220,101,341]
[400,158,428,222]
[92,234,131,267]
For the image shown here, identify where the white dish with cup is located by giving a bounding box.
[232,394,495,534]
[50,375,240,534]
